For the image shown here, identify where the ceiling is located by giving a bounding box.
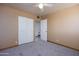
[1,3,77,16]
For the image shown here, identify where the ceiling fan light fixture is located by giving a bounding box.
[38,3,44,9]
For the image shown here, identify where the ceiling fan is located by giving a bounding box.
[35,3,53,10]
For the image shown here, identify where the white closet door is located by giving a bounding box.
[41,19,47,41]
[18,16,34,45]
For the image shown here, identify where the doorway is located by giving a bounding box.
[34,19,47,41]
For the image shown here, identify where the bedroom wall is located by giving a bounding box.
[47,5,79,50]
[0,5,36,49]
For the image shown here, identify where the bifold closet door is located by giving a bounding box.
[41,19,47,41]
[18,16,34,45]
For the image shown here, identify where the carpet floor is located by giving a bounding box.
[0,37,79,56]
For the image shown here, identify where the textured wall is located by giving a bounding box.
[0,5,36,49]
[47,5,79,50]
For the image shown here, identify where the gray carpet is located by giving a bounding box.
[0,37,79,56]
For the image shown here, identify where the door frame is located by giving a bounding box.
[40,19,47,41]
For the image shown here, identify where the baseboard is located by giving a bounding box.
[0,45,18,51]
[47,40,79,51]
[0,40,79,52]
[0,41,35,51]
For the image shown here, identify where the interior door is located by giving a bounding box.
[18,16,34,45]
[41,19,47,41]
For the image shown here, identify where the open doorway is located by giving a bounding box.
[34,19,47,41]
[34,20,40,41]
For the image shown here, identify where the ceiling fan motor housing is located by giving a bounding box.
[37,16,40,19]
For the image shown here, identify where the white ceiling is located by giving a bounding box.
[1,3,77,16]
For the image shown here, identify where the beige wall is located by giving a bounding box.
[0,5,36,49]
[1,4,79,50]
[47,5,79,50]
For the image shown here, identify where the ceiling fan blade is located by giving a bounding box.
[43,3,53,7]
